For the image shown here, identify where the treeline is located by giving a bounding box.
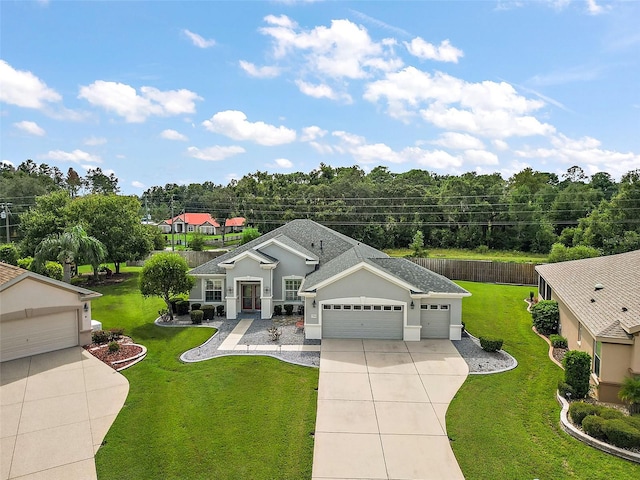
[2,161,640,256]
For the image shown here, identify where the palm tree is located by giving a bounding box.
[618,376,640,414]
[34,225,106,283]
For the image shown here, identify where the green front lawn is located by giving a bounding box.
[90,270,318,480]
[448,281,639,479]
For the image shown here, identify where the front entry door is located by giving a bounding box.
[241,284,261,312]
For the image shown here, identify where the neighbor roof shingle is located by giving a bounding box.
[536,250,640,339]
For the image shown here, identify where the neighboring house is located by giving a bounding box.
[158,214,246,235]
[0,263,101,362]
[189,219,470,341]
[536,250,640,404]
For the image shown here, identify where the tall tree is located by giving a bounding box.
[139,253,195,320]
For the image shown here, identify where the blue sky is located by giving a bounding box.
[2,0,639,195]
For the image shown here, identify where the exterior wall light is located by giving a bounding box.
[410,301,415,309]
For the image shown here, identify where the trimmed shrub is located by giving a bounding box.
[176,300,190,316]
[568,402,600,425]
[283,304,294,315]
[190,309,204,325]
[169,297,182,313]
[191,303,202,311]
[602,419,640,449]
[274,305,283,316]
[0,244,19,265]
[216,304,225,317]
[202,305,215,320]
[582,415,607,440]
[550,334,568,349]
[108,328,124,341]
[626,415,640,431]
[558,381,575,399]
[92,330,110,344]
[599,408,624,420]
[189,233,205,251]
[479,337,503,352]
[108,341,120,353]
[18,257,33,270]
[531,300,559,335]
[563,350,592,398]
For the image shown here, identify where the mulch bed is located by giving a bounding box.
[552,347,568,365]
[83,336,144,370]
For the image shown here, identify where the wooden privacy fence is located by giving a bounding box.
[409,257,539,285]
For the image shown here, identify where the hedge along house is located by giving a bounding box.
[536,250,640,403]
[188,219,470,341]
[0,263,101,362]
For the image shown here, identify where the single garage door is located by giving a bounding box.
[0,311,78,362]
[322,304,403,340]
[420,304,450,339]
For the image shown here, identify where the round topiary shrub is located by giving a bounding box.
[176,300,190,316]
[274,305,283,316]
[216,305,225,317]
[191,303,201,311]
[602,419,640,449]
[92,330,110,344]
[284,304,294,315]
[531,300,559,335]
[549,334,568,349]
[568,402,600,425]
[582,415,607,440]
[479,337,503,352]
[202,305,215,320]
[190,309,204,325]
[108,341,120,353]
[563,350,592,399]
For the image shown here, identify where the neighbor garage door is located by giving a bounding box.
[0,312,78,362]
[420,304,450,339]
[322,304,403,340]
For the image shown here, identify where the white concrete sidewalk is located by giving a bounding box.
[312,338,468,480]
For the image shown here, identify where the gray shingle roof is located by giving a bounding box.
[190,219,467,296]
[536,250,640,339]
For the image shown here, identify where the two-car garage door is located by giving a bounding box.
[322,304,403,340]
[0,312,79,362]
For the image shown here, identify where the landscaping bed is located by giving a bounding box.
[84,336,145,370]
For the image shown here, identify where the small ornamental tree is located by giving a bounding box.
[563,350,592,399]
[410,230,425,256]
[531,300,559,335]
[618,375,640,414]
[241,227,261,245]
[139,253,195,320]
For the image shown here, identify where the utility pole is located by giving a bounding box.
[1,203,11,243]
[170,196,175,251]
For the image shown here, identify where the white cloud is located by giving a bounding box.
[295,80,352,102]
[131,181,146,189]
[300,125,327,142]
[0,60,61,109]
[431,132,484,150]
[404,37,464,63]
[14,120,45,136]
[78,81,202,122]
[186,145,246,161]
[202,110,296,146]
[183,29,216,48]
[161,129,188,141]
[309,141,334,154]
[413,149,463,169]
[42,149,102,164]
[463,149,499,165]
[586,0,609,15]
[84,136,107,146]
[260,16,402,80]
[493,139,509,151]
[239,61,281,78]
[274,158,293,168]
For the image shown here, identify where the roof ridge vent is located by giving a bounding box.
[594,283,604,291]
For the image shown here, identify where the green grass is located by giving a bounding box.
[90,269,318,480]
[384,247,547,263]
[448,281,639,479]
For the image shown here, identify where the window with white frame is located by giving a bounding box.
[205,279,223,302]
[284,278,302,302]
[593,341,602,377]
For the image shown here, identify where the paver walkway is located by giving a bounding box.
[312,338,467,480]
[0,347,128,480]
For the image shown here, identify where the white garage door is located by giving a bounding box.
[0,312,78,362]
[322,304,403,340]
[420,304,450,339]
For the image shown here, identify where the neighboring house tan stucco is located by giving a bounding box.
[0,263,101,362]
[536,250,640,403]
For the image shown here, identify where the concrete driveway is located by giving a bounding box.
[0,347,129,480]
[312,339,468,480]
